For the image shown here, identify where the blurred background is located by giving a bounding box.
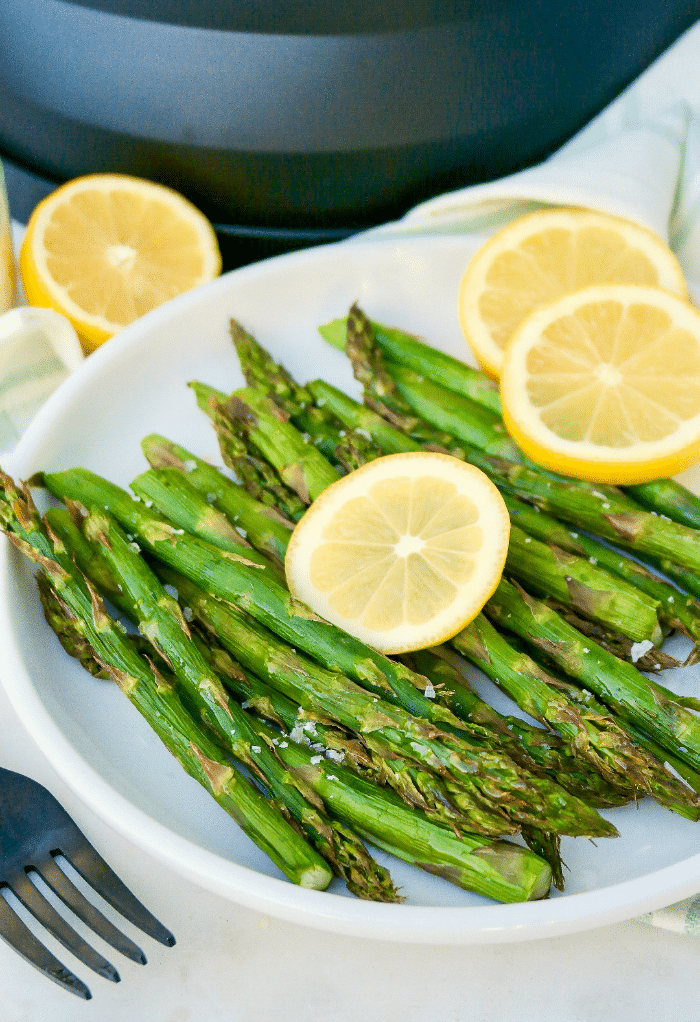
[3,0,700,270]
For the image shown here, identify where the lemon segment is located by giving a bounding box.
[458,208,687,377]
[500,284,700,485]
[284,452,510,654]
[19,174,221,353]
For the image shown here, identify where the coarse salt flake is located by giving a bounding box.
[631,640,654,663]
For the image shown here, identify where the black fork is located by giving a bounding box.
[0,766,175,999]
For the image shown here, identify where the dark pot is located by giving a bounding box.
[1,1,698,266]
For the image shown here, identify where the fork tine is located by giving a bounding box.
[38,856,147,964]
[58,832,176,947]
[9,871,120,982]
[0,892,92,1000]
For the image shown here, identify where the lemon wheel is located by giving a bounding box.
[458,208,687,377]
[284,452,510,654]
[500,283,700,485]
[19,174,221,353]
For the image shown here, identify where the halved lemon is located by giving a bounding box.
[20,174,221,353]
[458,208,687,377]
[284,452,510,654]
[500,283,700,485]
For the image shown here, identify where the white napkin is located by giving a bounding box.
[361,101,700,293]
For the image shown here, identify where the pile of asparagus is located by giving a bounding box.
[4,303,700,906]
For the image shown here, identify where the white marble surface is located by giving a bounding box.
[1,666,700,1022]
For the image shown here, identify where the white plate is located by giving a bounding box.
[2,235,700,945]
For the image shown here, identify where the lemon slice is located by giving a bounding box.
[458,208,687,377]
[284,452,510,654]
[19,174,222,353]
[500,283,700,485]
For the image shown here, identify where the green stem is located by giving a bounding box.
[484,578,700,774]
[318,314,502,415]
[140,434,294,570]
[502,493,700,644]
[505,523,663,644]
[189,381,308,521]
[229,318,379,473]
[130,467,283,580]
[0,474,330,889]
[450,612,700,818]
[202,383,340,504]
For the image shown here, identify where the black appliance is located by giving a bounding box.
[1,1,699,268]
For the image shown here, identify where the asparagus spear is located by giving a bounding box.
[188,382,307,521]
[229,318,379,474]
[193,381,340,504]
[310,379,421,455]
[129,466,284,582]
[505,523,663,645]
[322,309,700,529]
[405,647,636,809]
[343,302,516,458]
[483,578,700,774]
[505,649,700,794]
[502,493,700,646]
[318,314,503,415]
[140,434,294,570]
[0,473,331,890]
[625,480,700,530]
[449,612,700,818]
[534,598,681,672]
[75,504,403,900]
[156,565,615,840]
